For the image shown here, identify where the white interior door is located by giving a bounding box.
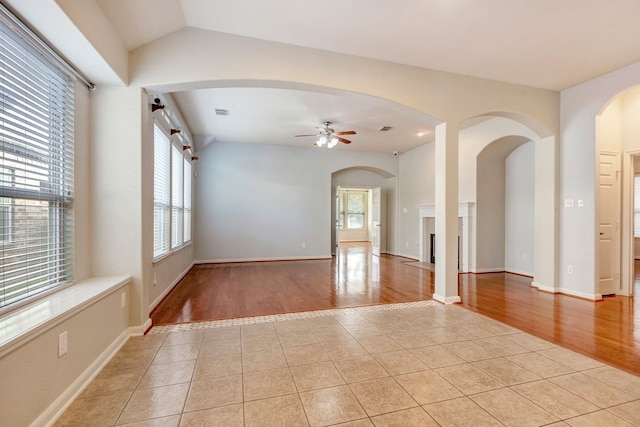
[372,187,381,256]
[336,186,341,252]
[599,152,621,295]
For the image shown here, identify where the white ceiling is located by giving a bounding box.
[94,0,640,152]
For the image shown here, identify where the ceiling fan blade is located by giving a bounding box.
[337,130,356,135]
[337,136,351,144]
[295,134,318,137]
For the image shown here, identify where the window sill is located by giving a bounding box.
[153,241,192,265]
[0,276,131,358]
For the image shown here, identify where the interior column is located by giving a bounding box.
[434,121,461,303]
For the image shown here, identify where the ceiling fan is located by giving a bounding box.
[295,121,356,147]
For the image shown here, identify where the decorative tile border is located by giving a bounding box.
[149,300,440,334]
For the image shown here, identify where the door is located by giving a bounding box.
[599,152,621,295]
[335,186,342,253]
[372,187,381,256]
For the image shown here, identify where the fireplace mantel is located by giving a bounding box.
[417,202,474,272]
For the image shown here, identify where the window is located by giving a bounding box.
[153,123,192,259]
[0,18,75,309]
[338,190,367,230]
[635,175,640,238]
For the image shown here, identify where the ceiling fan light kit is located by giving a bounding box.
[295,121,356,148]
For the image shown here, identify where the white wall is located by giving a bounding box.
[505,142,535,275]
[194,141,398,262]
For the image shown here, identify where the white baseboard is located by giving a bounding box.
[531,282,602,301]
[505,268,534,277]
[395,252,420,261]
[38,327,132,427]
[432,293,461,304]
[471,268,505,273]
[149,262,195,312]
[195,255,332,264]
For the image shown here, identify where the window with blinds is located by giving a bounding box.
[635,175,640,238]
[0,18,75,309]
[153,123,192,260]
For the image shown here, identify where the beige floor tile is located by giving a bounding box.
[410,345,465,368]
[343,323,385,338]
[290,361,345,391]
[79,366,145,398]
[162,330,205,347]
[180,403,244,427]
[512,379,598,419]
[550,372,635,408]
[472,357,541,385]
[54,391,131,427]
[470,388,558,426]
[322,339,369,360]
[376,321,416,335]
[278,330,319,348]
[313,327,354,343]
[372,350,428,375]
[203,326,240,342]
[332,419,374,427]
[334,355,390,383]
[448,323,497,339]
[349,377,418,417]
[335,313,369,325]
[424,396,502,427]
[118,383,189,424]
[417,327,467,344]
[565,410,635,426]
[104,347,157,371]
[242,348,287,372]
[474,320,521,336]
[538,347,605,371]
[473,336,530,356]
[503,332,557,351]
[607,400,640,425]
[117,414,181,426]
[274,319,311,332]
[584,366,640,398]
[356,334,403,354]
[152,342,200,365]
[371,407,437,426]
[305,316,342,330]
[199,338,241,358]
[244,394,309,427]
[283,343,330,366]
[241,322,276,337]
[390,331,437,349]
[242,334,282,352]
[507,352,575,378]
[121,334,166,352]
[443,341,500,362]
[299,385,367,426]
[138,359,196,388]
[193,353,242,380]
[183,375,243,412]
[394,370,463,405]
[243,367,297,401]
[435,364,504,395]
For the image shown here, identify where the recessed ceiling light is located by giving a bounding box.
[378,126,393,132]
[417,131,429,137]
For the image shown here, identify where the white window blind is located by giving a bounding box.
[171,144,184,249]
[634,175,640,238]
[0,18,74,309]
[153,124,170,257]
[183,158,192,243]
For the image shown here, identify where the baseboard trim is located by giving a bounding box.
[149,262,195,313]
[470,268,505,274]
[38,327,132,427]
[432,293,461,304]
[195,255,333,264]
[531,282,603,301]
[505,269,534,278]
[394,253,420,261]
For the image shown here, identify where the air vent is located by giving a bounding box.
[214,109,229,116]
[378,126,393,132]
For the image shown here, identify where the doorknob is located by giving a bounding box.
[599,232,604,235]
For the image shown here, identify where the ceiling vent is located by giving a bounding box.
[214,108,229,116]
[378,126,393,132]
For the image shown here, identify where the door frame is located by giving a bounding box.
[620,150,640,296]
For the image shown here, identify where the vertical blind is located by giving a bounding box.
[153,123,192,259]
[0,17,75,308]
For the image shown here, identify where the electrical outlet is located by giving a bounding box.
[403,208,408,214]
[153,273,157,286]
[567,265,574,274]
[406,242,409,248]
[58,331,68,358]
[301,242,306,249]
[522,253,528,261]
[121,292,126,309]
[577,199,584,208]
[565,199,574,208]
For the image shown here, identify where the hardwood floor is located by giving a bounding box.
[152,244,640,376]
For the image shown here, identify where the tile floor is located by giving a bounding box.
[55,303,640,426]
